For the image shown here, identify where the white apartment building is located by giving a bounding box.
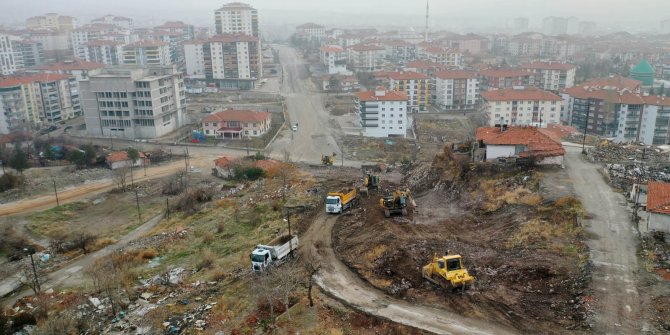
[320,45,350,75]
[183,34,261,89]
[123,40,171,66]
[521,61,576,91]
[26,13,77,31]
[0,33,20,75]
[91,15,134,34]
[434,70,479,110]
[81,65,185,139]
[481,87,563,127]
[295,23,325,41]
[347,44,384,72]
[83,40,124,65]
[416,45,463,67]
[355,88,409,138]
[214,2,259,37]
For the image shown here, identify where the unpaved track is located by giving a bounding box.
[564,147,643,333]
[303,212,516,335]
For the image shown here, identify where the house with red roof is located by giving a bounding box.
[105,150,149,170]
[213,156,238,178]
[202,109,272,139]
[644,181,670,235]
[476,126,566,165]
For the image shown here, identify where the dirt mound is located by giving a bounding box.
[333,149,591,333]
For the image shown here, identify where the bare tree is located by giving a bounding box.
[72,232,97,254]
[85,257,125,316]
[19,260,45,295]
[273,262,303,321]
[301,246,322,307]
[112,166,130,192]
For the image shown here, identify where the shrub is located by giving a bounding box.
[11,312,36,330]
[197,250,215,271]
[0,172,24,192]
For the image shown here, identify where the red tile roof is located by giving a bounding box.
[642,95,670,107]
[434,70,477,80]
[476,126,565,158]
[580,75,641,91]
[106,151,146,163]
[0,73,72,88]
[478,68,530,78]
[521,61,576,71]
[34,59,106,71]
[214,156,235,168]
[387,71,428,80]
[562,86,645,105]
[481,88,562,102]
[204,110,271,123]
[348,44,384,52]
[647,181,670,215]
[253,159,281,171]
[208,34,258,43]
[320,45,344,53]
[355,90,407,102]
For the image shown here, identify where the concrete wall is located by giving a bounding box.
[647,212,670,234]
[537,155,564,166]
[486,145,516,160]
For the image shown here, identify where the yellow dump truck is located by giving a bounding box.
[325,188,359,214]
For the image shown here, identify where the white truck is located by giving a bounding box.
[250,235,299,272]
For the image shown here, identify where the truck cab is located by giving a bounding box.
[325,195,342,213]
[250,248,273,272]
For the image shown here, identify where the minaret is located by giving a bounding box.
[424,0,430,42]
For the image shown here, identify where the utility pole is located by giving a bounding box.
[24,247,40,293]
[166,198,170,219]
[424,0,430,42]
[52,179,59,206]
[633,145,647,221]
[285,209,293,255]
[581,101,591,155]
[135,189,142,223]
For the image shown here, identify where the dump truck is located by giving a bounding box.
[379,189,414,217]
[250,234,299,272]
[422,253,475,291]
[321,153,336,166]
[325,188,359,214]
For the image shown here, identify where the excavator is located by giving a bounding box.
[422,252,475,291]
[321,152,336,166]
[360,173,380,197]
[379,189,413,217]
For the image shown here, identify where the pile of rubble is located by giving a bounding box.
[605,164,670,191]
[587,142,669,163]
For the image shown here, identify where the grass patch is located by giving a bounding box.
[26,202,90,236]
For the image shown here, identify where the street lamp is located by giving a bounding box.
[23,247,40,293]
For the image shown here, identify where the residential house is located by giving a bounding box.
[347,44,384,72]
[122,40,171,66]
[295,23,325,41]
[476,126,566,165]
[481,87,563,127]
[320,74,359,92]
[354,88,408,138]
[478,68,533,91]
[105,150,149,170]
[213,155,237,178]
[388,71,429,112]
[320,45,350,75]
[645,181,670,236]
[202,109,272,139]
[520,61,576,91]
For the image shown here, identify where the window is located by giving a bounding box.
[398,120,403,124]
[382,108,385,111]
[253,130,257,135]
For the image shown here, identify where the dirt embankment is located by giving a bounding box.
[332,147,591,334]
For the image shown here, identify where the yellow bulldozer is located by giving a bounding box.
[379,189,413,217]
[422,253,475,291]
[321,152,336,166]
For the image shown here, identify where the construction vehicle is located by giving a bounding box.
[379,189,413,217]
[422,253,475,291]
[250,234,299,272]
[360,173,380,197]
[321,152,336,166]
[325,188,359,214]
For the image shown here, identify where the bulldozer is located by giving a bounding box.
[422,253,475,291]
[321,152,336,166]
[379,189,412,217]
[364,173,380,189]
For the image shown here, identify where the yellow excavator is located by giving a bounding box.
[364,173,380,189]
[422,253,475,291]
[321,152,336,166]
[379,189,413,217]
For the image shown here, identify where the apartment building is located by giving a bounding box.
[83,40,123,65]
[122,40,171,66]
[91,15,133,34]
[320,45,350,75]
[202,109,271,139]
[354,88,408,138]
[416,45,463,67]
[388,71,429,113]
[80,66,185,139]
[295,23,325,41]
[71,24,119,59]
[0,33,20,75]
[520,61,576,91]
[183,34,261,89]
[155,21,195,42]
[440,33,490,55]
[0,73,80,132]
[478,68,533,91]
[214,2,259,37]
[26,13,77,31]
[434,70,479,110]
[347,44,384,72]
[481,87,563,127]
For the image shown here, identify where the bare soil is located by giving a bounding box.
[331,149,591,334]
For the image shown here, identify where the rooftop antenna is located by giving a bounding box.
[424,0,430,42]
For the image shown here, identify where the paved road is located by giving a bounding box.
[269,45,342,164]
[303,212,516,335]
[564,147,642,333]
[0,213,165,307]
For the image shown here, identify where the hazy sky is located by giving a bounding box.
[1,0,669,31]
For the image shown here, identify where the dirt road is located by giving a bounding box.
[0,213,165,308]
[302,212,516,335]
[564,147,644,333]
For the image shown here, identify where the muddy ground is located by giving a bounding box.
[331,149,591,334]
